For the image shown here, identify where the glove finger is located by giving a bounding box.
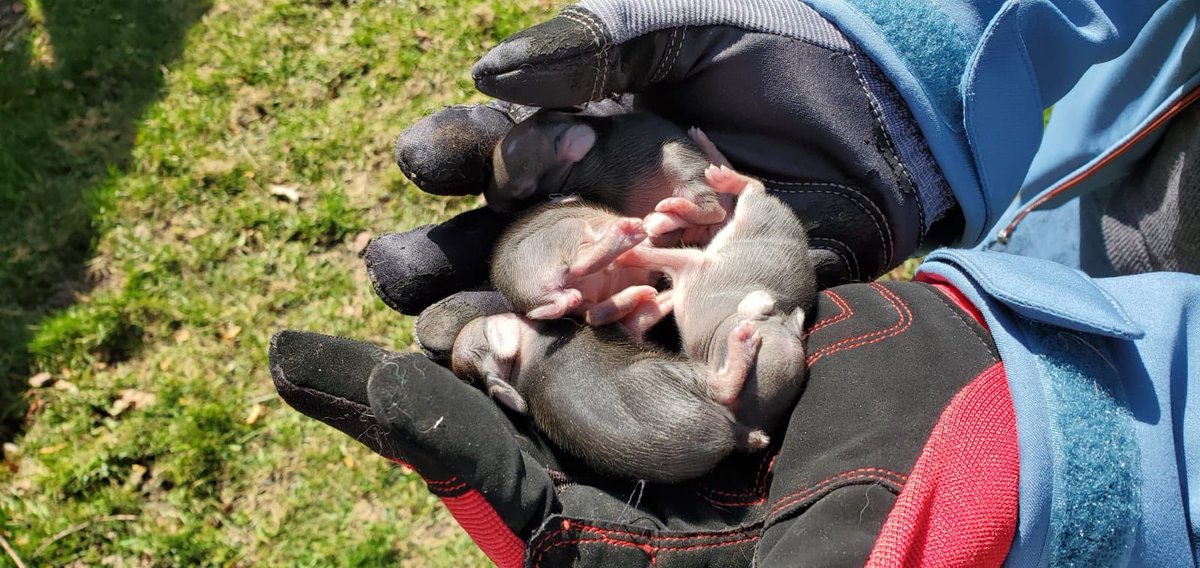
[362,206,511,316]
[395,97,636,197]
[471,2,849,108]
[471,5,675,108]
[368,353,562,542]
[269,330,402,458]
[374,90,636,317]
[412,288,512,362]
[271,330,565,543]
[395,100,528,197]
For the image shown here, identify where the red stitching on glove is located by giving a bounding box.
[807,282,913,366]
[549,522,763,543]
[387,457,468,494]
[698,452,776,506]
[768,467,908,518]
[425,477,468,494]
[533,537,650,567]
[533,532,762,567]
[809,289,853,333]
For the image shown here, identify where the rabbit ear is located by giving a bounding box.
[483,314,523,359]
[486,373,529,415]
[556,123,596,163]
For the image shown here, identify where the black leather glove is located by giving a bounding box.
[369,1,963,315]
[270,278,1003,567]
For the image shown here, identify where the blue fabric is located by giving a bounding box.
[919,249,1200,567]
[1019,2,1200,213]
[1024,321,1140,566]
[986,185,1126,277]
[803,0,1194,246]
[838,0,973,131]
[983,2,1200,256]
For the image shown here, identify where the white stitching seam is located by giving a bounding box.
[578,8,612,100]
[559,8,605,101]
[809,237,860,281]
[650,26,680,84]
[846,54,926,246]
[762,180,893,269]
[667,25,686,81]
[573,6,612,101]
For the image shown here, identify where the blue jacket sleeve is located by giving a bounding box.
[803,0,1194,245]
[917,249,1200,567]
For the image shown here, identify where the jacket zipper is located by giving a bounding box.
[996,84,1200,244]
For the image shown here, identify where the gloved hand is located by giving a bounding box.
[369,0,963,315]
[270,276,1011,567]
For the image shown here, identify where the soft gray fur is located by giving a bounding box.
[619,169,817,431]
[451,315,766,482]
[490,200,656,320]
[488,110,722,227]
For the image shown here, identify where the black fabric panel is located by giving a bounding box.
[269,330,399,458]
[758,281,999,563]
[635,32,924,285]
[756,484,897,568]
[529,515,760,568]
[366,358,563,540]
[270,331,563,540]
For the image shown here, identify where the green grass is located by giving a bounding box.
[0,0,555,564]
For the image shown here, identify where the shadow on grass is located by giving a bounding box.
[0,0,210,444]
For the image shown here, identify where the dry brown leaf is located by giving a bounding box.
[471,4,495,28]
[173,329,191,343]
[53,379,79,393]
[28,371,52,388]
[195,158,236,179]
[341,303,362,318]
[159,357,172,371]
[110,389,157,417]
[39,443,66,455]
[268,183,302,203]
[352,231,372,254]
[128,463,148,488]
[222,324,242,341]
[184,227,209,240]
[414,28,434,51]
[343,453,356,469]
[245,403,268,425]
